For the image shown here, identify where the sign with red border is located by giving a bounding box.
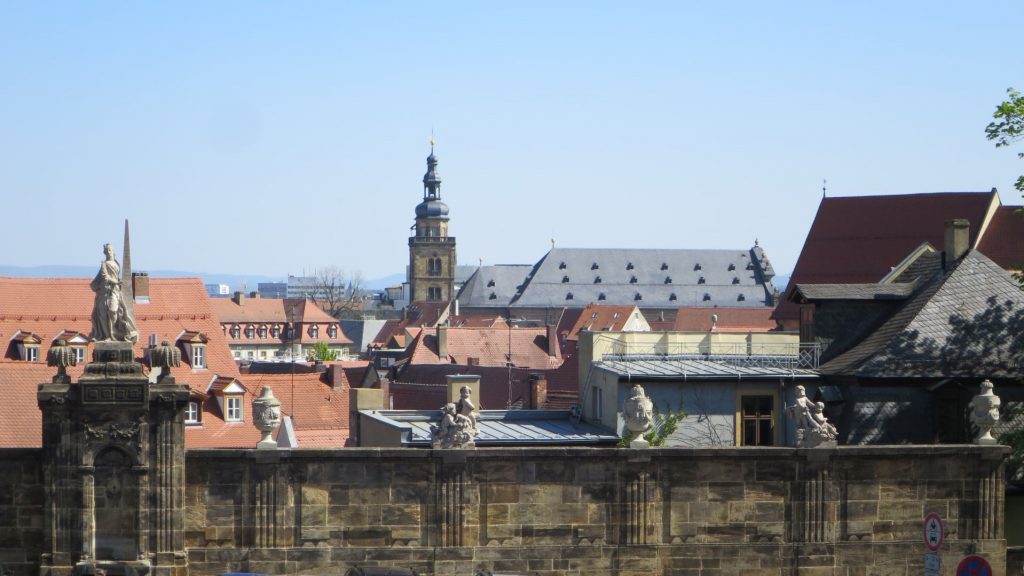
[956,555,992,576]
[923,512,944,551]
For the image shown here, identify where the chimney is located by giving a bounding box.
[546,324,558,357]
[529,373,548,409]
[250,291,261,299]
[132,272,150,304]
[943,219,971,267]
[329,365,345,390]
[437,325,448,361]
[233,291,246,305]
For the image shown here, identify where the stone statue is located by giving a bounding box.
[969,380,1001,445]
[623,383,654,448]
[252,386,282,449]
[455,385,478,432]
[90,243,138,343]
[431,403,477,448]
[788,384,837,448]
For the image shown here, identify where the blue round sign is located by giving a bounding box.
[956,555,992,576]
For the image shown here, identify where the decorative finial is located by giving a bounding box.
[754,238,759,247]
[551,237,556,249]
[478,257,483,267]
[822,179,827,198]
[430,131,436,151]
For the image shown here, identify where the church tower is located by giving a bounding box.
[408,142,457,302]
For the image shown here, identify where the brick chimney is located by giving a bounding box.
[529,373,548,409]
[944,219,971,266]
[436,325,448,361]
[132,272,150,303]
[546,324,558,357]
[233,291,245,306]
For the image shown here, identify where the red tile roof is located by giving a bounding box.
[672,307,778,332]
[211,298,352,346]
[403,326,563,370]
[405,300,450,327]
[0,276,263,449]
[565,304,640,341]
[244,371,349,443]
[775,191,1002,324]
[977,205,1024,271]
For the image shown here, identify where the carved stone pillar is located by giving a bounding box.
[80,467,95,562]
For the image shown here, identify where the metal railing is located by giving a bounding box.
[598,339,821,369]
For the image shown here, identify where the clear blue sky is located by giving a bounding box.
[1,2,1021,281]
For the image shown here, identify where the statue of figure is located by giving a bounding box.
[969,380,1001,445]
[623,383,654,448]
[787,385,837,448]
[431,403,476,448]
[455,385,478,432]
[90,243,138,342]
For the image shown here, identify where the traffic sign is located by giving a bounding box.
[924,553,941,576]
[956,555,993,576]
[923,512,944,551]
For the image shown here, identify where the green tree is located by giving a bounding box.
[307,341,338,362]
[986,87,1024,200]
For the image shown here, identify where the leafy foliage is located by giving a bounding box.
[986,87,1024,199]
[307,340,338,362]
[999,402,1024,483]
[618,406,685,447]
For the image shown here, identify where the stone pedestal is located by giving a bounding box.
[39,341,191,576]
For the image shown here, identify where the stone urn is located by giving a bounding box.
[46,339,77,382]
[970,380,1001,445]
[150,340,181,382]
[252,386,282,449]
[623,383,654,448]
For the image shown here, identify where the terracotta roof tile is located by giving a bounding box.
[672,307,778,332]
[402,326,562,370]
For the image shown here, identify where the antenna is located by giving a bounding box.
[822,179,827,198]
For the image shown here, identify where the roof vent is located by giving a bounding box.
[594,276,602,284]
[629,276,638,284]
[698,276,706,284]
[591,262,599,270]
[728,263,736,271]
[565,292,574,300]
[664,276,672,284]
[661,263,668,270]
[626,262,634,270]
[591,311,598,319]
[562,275,570,283]
[487,279,495,287]
[737,294,746,302]
[559,262,566,269]
[669,293,677,301]
[598,293,606,301]
[703,293,711,301]
[489,292,497,300]
[694,263,702,271]
[634,293,642,301]
[732,277,740,284]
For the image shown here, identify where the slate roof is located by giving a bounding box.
[507,246,777,309]
[672,306,778,332]
[456,264,534,308]
[359,409,619,446]
[819,250,1024,379]
[338,319,388,353]
[774,190,1022,324]
[793,282,918,301]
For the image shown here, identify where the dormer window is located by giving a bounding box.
[73,346,87,364]
[694,263,702,271]
[661,263,668,271]
[732,277,740,285]
[629,276,637,284]
[737,294,746,302]
[178,331,209,369]
[328,325,338,338]
[271,325,281,338]
[209,377,245,422]
[230,325,241,339]
[489,292,497,300]
[634,293,642,301]
[26,346,39,362]
[487,279,495,287]
[698,276,706,284]
[245,325,255,339]
[13,331,43,362]
[591,262,599,270]
[565,292,574,300]
[626,262,634,270]
[192,345,206,369]
[664,276,672,284]
[559,262,566,270]
[669,293,678,301]
[258,325,268,339]
[594,276,602,284]
[598,293,606,301]
[309,325,319,338]
[746,262,754,270]
[728,263,736,271]
[225,396,242,422]
[703,293,712,301]
[562,275,570,283]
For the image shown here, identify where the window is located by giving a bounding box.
[591,386,603,419]
[328,325,338,338]
[740,395,774,446]
[271,325,281,338]
[732,277,740,285]
[309,325,319,338]
[489,292,497,300]
[245,325,255,338]
[594,276,602,284]
[698,276,706,284]
[247,351,255,359]
[487,279,495,287]
[26,346,39,362]
[664,276,672,284]
[428,257,443,276]
[629,276,637,284]
[591,262,600,270]
[233,350,241,359]
[598,293,606,301]
[626,262,634,270]
[728,263,736,271]
[258,326,268,339]
[230,325,241,339]
[634,293,642,301]
[73,347,87,364]
[260,350,267,359]
[192,345,206,369]
[669,293,678,301]
[565,292,574,300]
[562,275,570,283]
[225,396,243,422]
[661,263,668,271]
[185,402,200,424]
[427,286,442,301]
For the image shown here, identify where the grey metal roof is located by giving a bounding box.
[594,357,820,380]
[508,247,777,309]
[361,409,619,446]
[794,282,918,301]
[338,319,388,352]
[820,250,1024,379]
[456,265,534,308]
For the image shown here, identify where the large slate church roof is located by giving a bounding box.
[483,245,778,309]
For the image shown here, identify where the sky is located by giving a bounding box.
[1,2,1022,282]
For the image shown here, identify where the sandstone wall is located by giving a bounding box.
[184,446,1008,576]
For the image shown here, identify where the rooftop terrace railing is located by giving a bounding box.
[598,339,821,369]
